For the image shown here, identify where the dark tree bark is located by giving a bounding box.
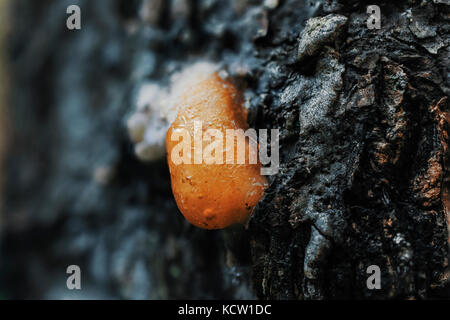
[248,0,449,299]
[0,0,448,299]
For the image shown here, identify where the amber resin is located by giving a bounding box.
[166,71,267,229]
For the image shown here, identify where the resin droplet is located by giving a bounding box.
[166,69,267,229]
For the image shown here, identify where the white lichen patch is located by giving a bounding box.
[127,62,220,161]
[127,82,169,161]
[297,14,348,63]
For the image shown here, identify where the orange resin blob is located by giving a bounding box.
[166,71,268,229]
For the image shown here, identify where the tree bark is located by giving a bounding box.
[0,0,448,299]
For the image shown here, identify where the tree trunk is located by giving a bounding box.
[0,0,448,299]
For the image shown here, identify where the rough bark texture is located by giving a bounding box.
[0,0,448,299]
